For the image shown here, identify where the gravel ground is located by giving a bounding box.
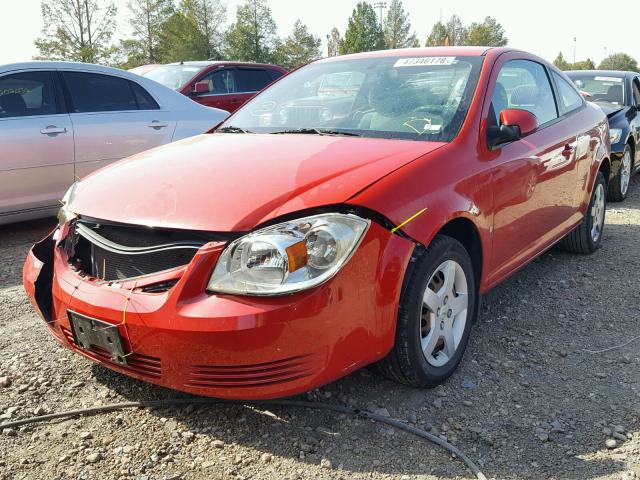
[1,177,639,480]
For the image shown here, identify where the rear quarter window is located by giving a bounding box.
[235,69,273,92]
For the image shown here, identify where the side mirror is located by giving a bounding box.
[192,81,210,95]
[500,109,539,136]
[487,109,539,149]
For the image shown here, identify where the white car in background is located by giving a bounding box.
[0,61,228,225]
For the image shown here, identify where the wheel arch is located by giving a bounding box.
[403,214,485,295]
[599,156,611,184]
[436,217,483,290]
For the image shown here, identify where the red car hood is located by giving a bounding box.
[71,133,443,231]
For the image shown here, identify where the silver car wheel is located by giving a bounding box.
[420,260,469,368]
[590,183,605,242]
[620,149,631,197]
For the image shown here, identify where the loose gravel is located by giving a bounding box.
[1,176,639,480]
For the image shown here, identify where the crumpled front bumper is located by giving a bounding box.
[23,221,414,399]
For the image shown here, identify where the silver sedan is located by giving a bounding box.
[0,61,228,225]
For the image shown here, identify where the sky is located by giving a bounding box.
[2,0,639,66]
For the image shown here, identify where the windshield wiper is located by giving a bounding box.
[217,126,252,133]
[270,128,360,137]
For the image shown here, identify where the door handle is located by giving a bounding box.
[40,126,67,135]
[147,121,169,129]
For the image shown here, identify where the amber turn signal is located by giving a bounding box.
[286,241,308,272]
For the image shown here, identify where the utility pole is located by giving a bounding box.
[326,34,330,57]
[573,37,577,64]
[374,1,387,28]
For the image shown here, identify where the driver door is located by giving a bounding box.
[485,56,580,283]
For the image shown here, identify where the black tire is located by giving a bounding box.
[376,235,477,387]
[608,145,632,202]
[560,171,606,254]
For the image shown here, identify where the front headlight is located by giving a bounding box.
[207,213,370,295]
[609,128,622,144]
[57,181,80,226]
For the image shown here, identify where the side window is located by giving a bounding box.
[491,60,558,126]
[63,72,137,113]
[235,68,273,93]
[268,69,285,82]
[633,78,640,107]
[198,69,236,95]
[551,71,583,114]
[0,71,57,118]
[130,81,159,110]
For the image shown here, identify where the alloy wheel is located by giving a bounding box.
[420,260,469,367]
[590,183,605,242]
[620,149,631,197]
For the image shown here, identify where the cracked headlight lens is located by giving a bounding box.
[207,213,370,295]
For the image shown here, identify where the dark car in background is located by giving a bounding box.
[567,70,640,201]
[143,61,287,113]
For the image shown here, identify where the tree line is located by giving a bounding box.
[35,0,321,70]
[553,51,639,72]
[34,0,638,73]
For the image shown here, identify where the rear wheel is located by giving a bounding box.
[376,235,477,387]
[608,145,632,202]
[561,171,606,254]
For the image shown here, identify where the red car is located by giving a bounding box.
[142,61,287,113]
[24,47,610,400]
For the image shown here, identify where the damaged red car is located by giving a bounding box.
[24,47,610,400]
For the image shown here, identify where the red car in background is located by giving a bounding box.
[143,61,287,113]
[24,47,610,400]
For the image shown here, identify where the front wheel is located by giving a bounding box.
[376,235,477,387]
[560,171,606,254]
[608,145,632,202]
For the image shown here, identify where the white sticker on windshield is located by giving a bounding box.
[182,67,201,72]
[594,76,622,82]
[394,57,455,67]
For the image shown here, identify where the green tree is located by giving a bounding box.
[444,15,467,46]
[327,27,341,57]
[34,0,117,63]
[571,58,596,70]
[224,0,279,63]
[156,11,208,62]
[599,53,639,72]
[181,0,227,60]
[126,0,174,65]
[275,20,321,70]
[114,38,147,69]
[340,2,384,54]
[465,16,507,47]
[383,0,417,49]
[425,15,467,46]
[553,52,571,70]
[425,21,447,46]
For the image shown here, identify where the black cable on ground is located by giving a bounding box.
[1,397,487,480]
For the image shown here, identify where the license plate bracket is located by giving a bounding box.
[68,311,127,365]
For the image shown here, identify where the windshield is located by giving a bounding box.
[144,65,206,90]
[567,74,625,108]
[220,55,484,142]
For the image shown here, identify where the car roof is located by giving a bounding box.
[0,60,140,78]
[165,60,283,69]
[565,70,638,77]
[317,46,501,63]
